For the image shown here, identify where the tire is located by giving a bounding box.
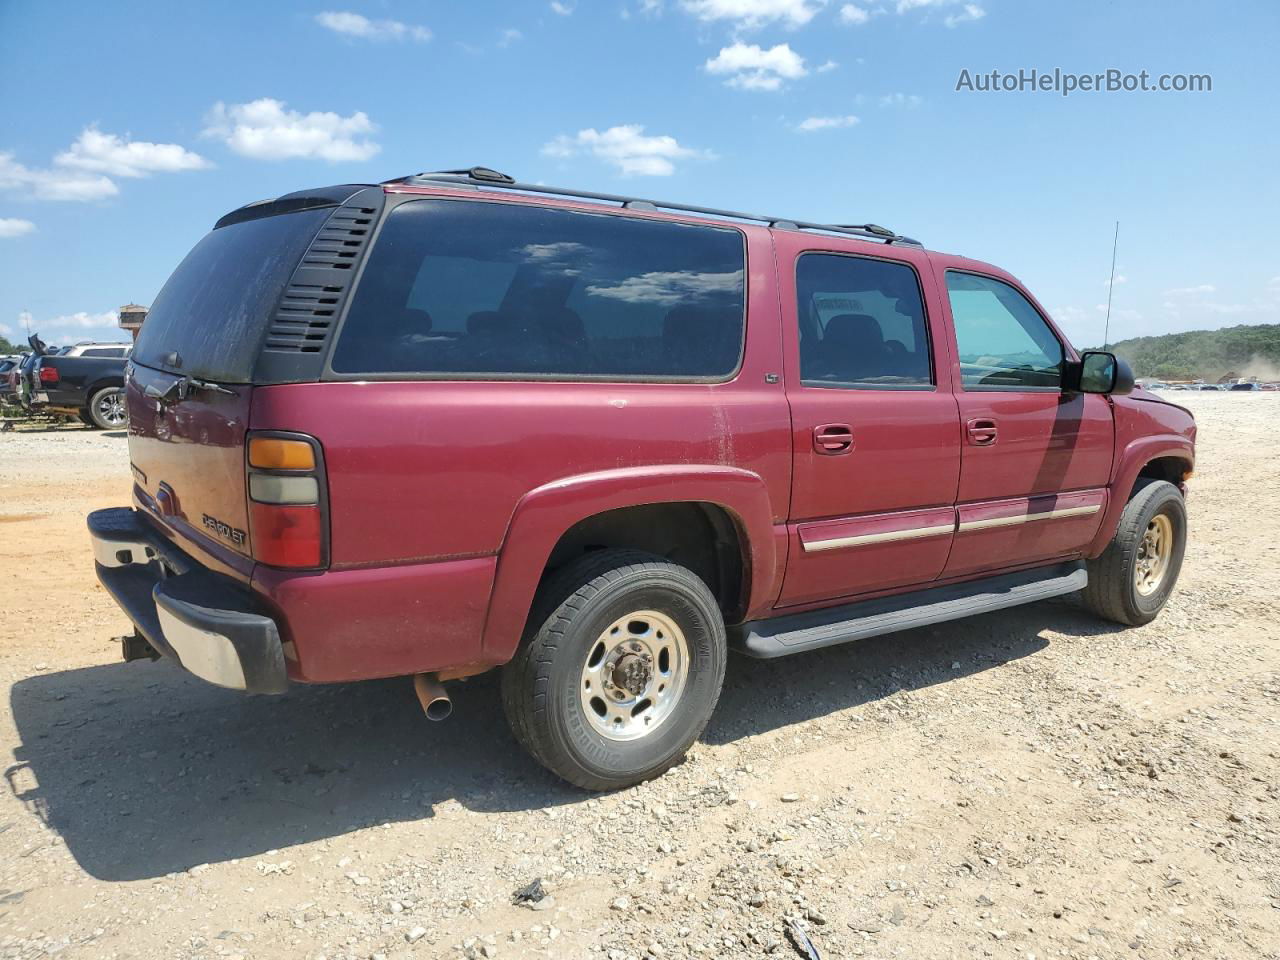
[87,386,127,430]
[77,409,95,427]
[1082,478,1186,626]
[501,549,728,791]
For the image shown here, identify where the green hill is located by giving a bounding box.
[1102,323,1280,382]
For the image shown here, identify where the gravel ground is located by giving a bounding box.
[0,393,1277,960]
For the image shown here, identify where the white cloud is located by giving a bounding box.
[705,42,807,91]
[1164,284,1215,296]
[54,126,209,178]
[543,124,708,176]
[892,0,985,24]
[587,269,743,305]
[879,92,923,107]
[28,308,127,345]
[944,3,985,26]
[498,28,523,46]
[0,217,36,238]
[816,59,839,72]
[550,1,574,13]
[839,3,870,24]
[680,0,824,29]
[0,152,118,202]
[315,11,431,42]
[797,115,860,132]
[50,309,120,330]
[202,99,380,163]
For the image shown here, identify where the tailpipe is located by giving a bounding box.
[413,673,452,721]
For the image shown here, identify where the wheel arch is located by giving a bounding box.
[1088,437,1193,558]
[481,465,783,664]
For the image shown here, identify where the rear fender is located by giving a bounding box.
[1088,435,1193,557]
[481,465,782,663]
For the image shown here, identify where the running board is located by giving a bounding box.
[730,562,1086,659]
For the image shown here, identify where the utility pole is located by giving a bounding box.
[1102,221,1120,350]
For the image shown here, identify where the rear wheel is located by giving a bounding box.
[1082,479,1186,625]
[87,386,126,430]
[501,549,727,791]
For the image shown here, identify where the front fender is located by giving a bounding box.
[480,464,783,663]
[1087,435,1194,557]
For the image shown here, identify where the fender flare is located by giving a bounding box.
[1088,435,1194,557]
[480,464,782,663]
[85,376,125,401]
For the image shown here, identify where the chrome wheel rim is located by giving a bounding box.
[579,610,690,742]
[96,390,126,427]
[1135,513,1173,596]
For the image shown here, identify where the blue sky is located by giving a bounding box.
[2,0,1277,350]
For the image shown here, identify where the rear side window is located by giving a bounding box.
[331,199,746,379]
[81,347,128,358]
[795,253,932,388]
[946,272,1064,390]
[133,207,331,383]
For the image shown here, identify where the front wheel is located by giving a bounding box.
[501,550,727,791]
[87,386,127,430]
[1082,479,1187,626]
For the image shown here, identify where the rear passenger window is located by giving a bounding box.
[795,253,932,388]
[331,200,746,379]
[946,272,1064,389]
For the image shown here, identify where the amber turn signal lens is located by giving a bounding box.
[248,437,315,471]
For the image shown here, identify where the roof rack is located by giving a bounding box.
[383,167,922,247]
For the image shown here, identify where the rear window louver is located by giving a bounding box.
[263,200,378,355]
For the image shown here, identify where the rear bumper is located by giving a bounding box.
[88,507,288,694]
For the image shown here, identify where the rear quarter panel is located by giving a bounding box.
[249,224,794,678]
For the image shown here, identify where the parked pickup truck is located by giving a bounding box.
[88,168,1195,790]
[23,336,130,428]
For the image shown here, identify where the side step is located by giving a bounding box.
[730,562,1086,659]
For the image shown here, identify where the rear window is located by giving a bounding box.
[133,207,331,383]
[330,199,746,380]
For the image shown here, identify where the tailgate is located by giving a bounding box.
[127,363,255,580]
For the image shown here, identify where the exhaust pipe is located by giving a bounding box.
[413,673,452,721]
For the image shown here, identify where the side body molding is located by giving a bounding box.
[480,465,783,662]
[1087,434,1194,558]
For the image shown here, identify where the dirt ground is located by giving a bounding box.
[0,393,1277,960]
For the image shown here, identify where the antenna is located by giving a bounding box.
[1102,221,1120,349]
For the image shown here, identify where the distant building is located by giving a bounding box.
[118,304,148,341]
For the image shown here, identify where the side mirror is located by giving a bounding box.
[1074,351,1135,395]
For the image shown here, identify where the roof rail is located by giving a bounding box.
[382,167,922,246]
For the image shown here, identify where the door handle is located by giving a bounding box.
[967,418,998,445]
[813,423,854,455]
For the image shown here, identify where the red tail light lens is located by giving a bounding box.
[39,365,59,385]
[249,502,323,567]
[246,432,327,569]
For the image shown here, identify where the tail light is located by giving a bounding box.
[39,364,59,385]
[246,433,328,569]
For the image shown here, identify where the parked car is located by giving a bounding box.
[59,341,132,359]
[1261,383,1278,391]
[23,334,130,428]
[1228,381,1260,391]
[0,355,21,404]
[88,168,1196,790]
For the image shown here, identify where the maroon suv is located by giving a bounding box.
[89,168,1195,790]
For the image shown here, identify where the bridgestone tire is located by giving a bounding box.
[1082,479,1186,626]
[501,549,727,791]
